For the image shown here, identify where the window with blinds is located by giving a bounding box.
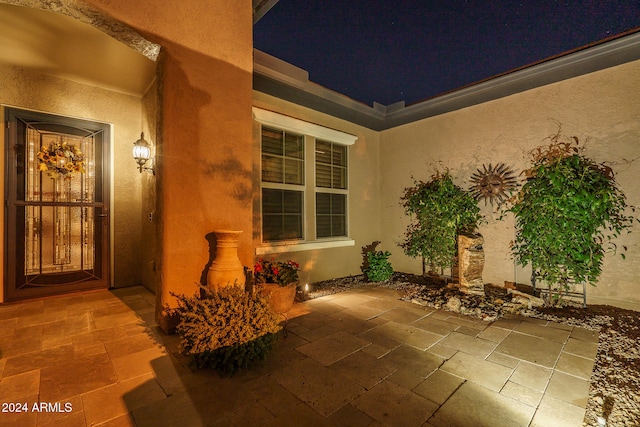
[315,140,346,189]
[316,193,346,238]
[259,122,350,243]
[261,127,304,242]
[315,140,348,238]
[261,127,304,185]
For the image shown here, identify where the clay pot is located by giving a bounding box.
[207,230,246,292]
[258,283,297,314]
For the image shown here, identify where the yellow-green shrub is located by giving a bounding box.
[171,285,282,374]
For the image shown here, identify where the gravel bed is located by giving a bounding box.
[303,273,640,426]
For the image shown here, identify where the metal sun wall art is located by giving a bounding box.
[470,163,518,206]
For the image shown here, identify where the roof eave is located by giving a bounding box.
[253,29,640,131]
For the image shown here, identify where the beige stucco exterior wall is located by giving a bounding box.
[85,0,254,331]
[0,63,146,300]
[380,59,640,307]
[139,80,158,293]
[252,92,383,285]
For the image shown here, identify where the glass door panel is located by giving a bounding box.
[5,108,109,301]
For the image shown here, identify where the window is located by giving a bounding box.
[262,189,304,241]
[254,107,357,251]
[315,141,347,238]
[261,127,304,241]
[261,127,304,185]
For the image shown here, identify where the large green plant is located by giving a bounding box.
[507,135,636,297]
[400,171,482,273]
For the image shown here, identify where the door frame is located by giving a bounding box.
[3,106,112,301]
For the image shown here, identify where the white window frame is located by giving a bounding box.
[315,140,348,239]
[254,107,356,254]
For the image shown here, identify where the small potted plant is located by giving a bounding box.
[253,258,300,313]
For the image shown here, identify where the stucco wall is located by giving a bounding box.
[252,92,383,285]
[85,0,254,331]
[140,79,158,293]
[0,63,145,297]
[380,59,640,307]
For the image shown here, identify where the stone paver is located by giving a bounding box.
[437,331,497,358]
[326,404,373,427]
[428,382,536,427]
[329,349,397,389]
[501,380,543,407]
[295,331,370,365]
[383,345,445,389]
[412,316,459,335]
[514,320,572,343]
[531,395,587,427]
[371,321,442,350]
[509,361,552,392]
[477,325,511,343]
[413,369,464,404]
[545,371,590,408]
[272,357,364,416]
[352,380,439,426]
[571,326,599,343]
[494,331,564,367]
[380,306,430,324]
[555,351,595,379]
[564,337,599,359]
[441,351,513,392]
[0,285,598,426]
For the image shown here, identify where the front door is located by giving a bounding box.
[4,108,110,301]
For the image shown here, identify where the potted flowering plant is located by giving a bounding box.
[253,258,300,314]
[253,258,299,286]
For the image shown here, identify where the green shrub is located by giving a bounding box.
[361,242,393,282]
[506,133,636,303]
[400,171,482,273]
[171,285,282,375]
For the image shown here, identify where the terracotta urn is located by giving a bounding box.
[258,283,297,314]
[207,230,246,292]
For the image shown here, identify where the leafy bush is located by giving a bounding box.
[362,244,393,282]
[507,134,636,301]
[171,285,282,375]
[400,171,482,273]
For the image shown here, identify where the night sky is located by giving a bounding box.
[254,0,640,106]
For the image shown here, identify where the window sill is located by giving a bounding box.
[256,238,355,255]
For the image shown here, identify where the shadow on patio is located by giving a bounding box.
[0,285,597,426]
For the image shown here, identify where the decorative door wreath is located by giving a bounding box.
[469,163,518,205]
[37,137,85,180]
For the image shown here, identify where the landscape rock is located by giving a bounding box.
[458,233,485,295]
[508,288,545,307]
[445,296,461,312]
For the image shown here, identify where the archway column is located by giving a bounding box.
[79,0,255,332]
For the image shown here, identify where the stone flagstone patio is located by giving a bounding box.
[0,285,598,426]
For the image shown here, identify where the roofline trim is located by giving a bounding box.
[253,30,640,130]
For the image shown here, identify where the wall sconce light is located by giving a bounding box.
[132,132,154,174]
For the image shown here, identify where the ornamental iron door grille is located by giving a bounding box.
[4,108,110,301]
